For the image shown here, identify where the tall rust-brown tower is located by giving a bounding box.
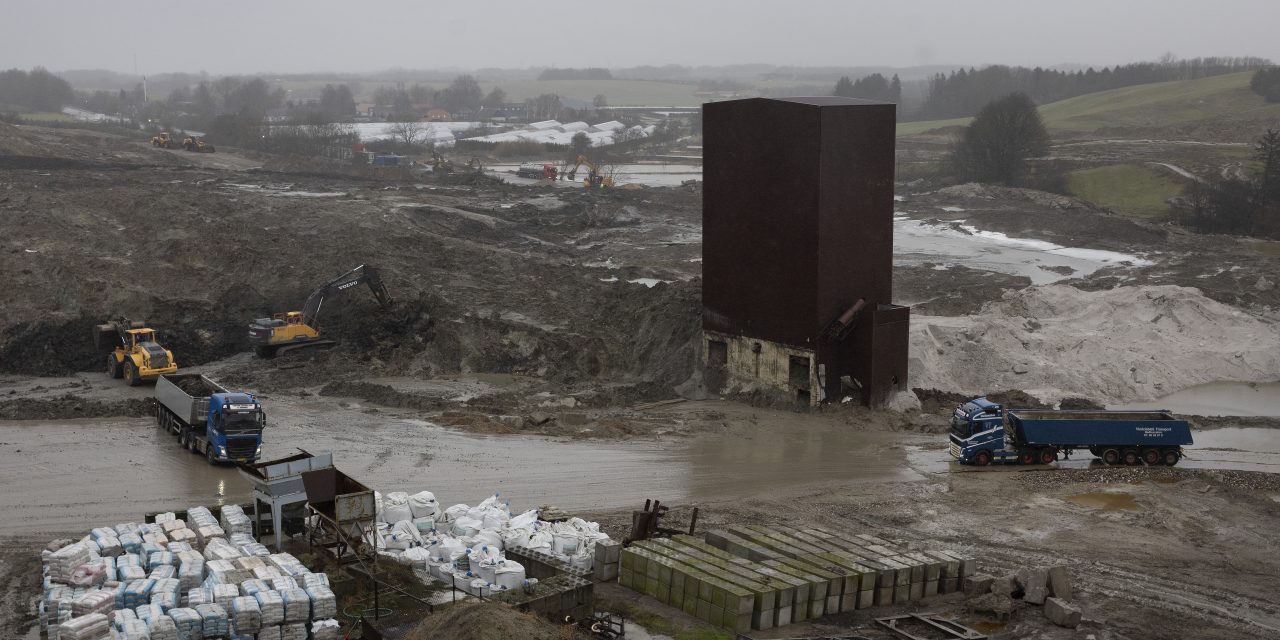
[701,97,909,407]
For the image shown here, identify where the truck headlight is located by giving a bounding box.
[218,446,226,456]
[255,445,262,455]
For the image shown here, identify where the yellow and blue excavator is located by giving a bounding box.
[247,264,393,358]
[95,318,179,386]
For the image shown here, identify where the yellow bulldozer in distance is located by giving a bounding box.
[95,319,179,386]
[150,132,173,148]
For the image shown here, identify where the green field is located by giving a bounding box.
[1066,164,1186,217]
[896,116,970,136]
[898,72,1280,137]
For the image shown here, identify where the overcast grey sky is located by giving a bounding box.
[3,0,1277,75]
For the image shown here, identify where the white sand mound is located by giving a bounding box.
[910,284,1280,403]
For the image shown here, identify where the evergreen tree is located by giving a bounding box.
[951,93,1049,185]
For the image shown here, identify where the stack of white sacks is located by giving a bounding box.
[39,505,339,640]
[372,490,613,597]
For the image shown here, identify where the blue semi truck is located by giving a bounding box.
[154,373,265,464]
[949,396,1193,467]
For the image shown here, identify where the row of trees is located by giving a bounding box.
[370,75,499,119]
[1181,130,1280,236]
[918,57,1271,120]
[0,67,74,111]
[537,67,612,81]
[1250,68,1280,103]
[832,73,901,103]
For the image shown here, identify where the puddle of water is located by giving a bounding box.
[971,621,1007,634]
[1063,491,1141,511]
[894,218,1151,284]
[0,402,923,535]
[1109,381,1280,417]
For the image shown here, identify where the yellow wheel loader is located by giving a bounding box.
[182,136,216,153]
[150,132,173,148]
[95,319,179,386]
[248,264,393,358]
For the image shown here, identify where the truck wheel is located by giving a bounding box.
[1018,450,1036,465]
[1122,449,1140,466]
[1039,448,1058,465]
[107,354,123,379]
[1162,449,1181,466]
[178,427,188,448]
[1142,448,1161,466]
[206,446,217,465]
[1102,448,1120,465]
[973,450,992,466]
[125,361,142,386]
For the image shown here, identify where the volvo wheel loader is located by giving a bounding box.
[248,264,394,358]
[95,318,179,386]
[182,136,216,153]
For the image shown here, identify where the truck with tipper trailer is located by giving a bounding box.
[949,396,1193,467]
[154,373,265,464]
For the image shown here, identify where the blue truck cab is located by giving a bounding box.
[950,397,1019,465]
[950,396,1193,467]
[206,391,266,462]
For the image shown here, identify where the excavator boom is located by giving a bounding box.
[300,264,393,328]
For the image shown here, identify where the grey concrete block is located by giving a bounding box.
[990,575,1017,597]
[1044,597,1082,628]
[964,574,994,596]
[1047,566,1073,601]
[1017,567,1048,605]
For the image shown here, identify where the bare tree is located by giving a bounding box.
[525,93,563,121]
[389,119,426,147]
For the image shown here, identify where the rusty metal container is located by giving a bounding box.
[302,467,375,523]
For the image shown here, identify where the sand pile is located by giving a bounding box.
[910,284,1280,404]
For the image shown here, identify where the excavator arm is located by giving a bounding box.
[300,264,393,329]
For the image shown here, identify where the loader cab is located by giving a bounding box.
[126,328,158,349]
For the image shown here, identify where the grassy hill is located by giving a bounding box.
[898,72,1280,137]
[1066,164,1186,218]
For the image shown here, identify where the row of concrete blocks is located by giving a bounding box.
[501,540,622,584]
[618,525,976,633]
[493,572,595,622]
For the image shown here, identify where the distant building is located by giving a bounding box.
[355,102,377,117]
[484,102,528,119]
[424,108,451,121]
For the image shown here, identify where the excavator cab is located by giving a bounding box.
[248,265,393,358]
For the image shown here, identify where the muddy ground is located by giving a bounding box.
[2,122,1280,639]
